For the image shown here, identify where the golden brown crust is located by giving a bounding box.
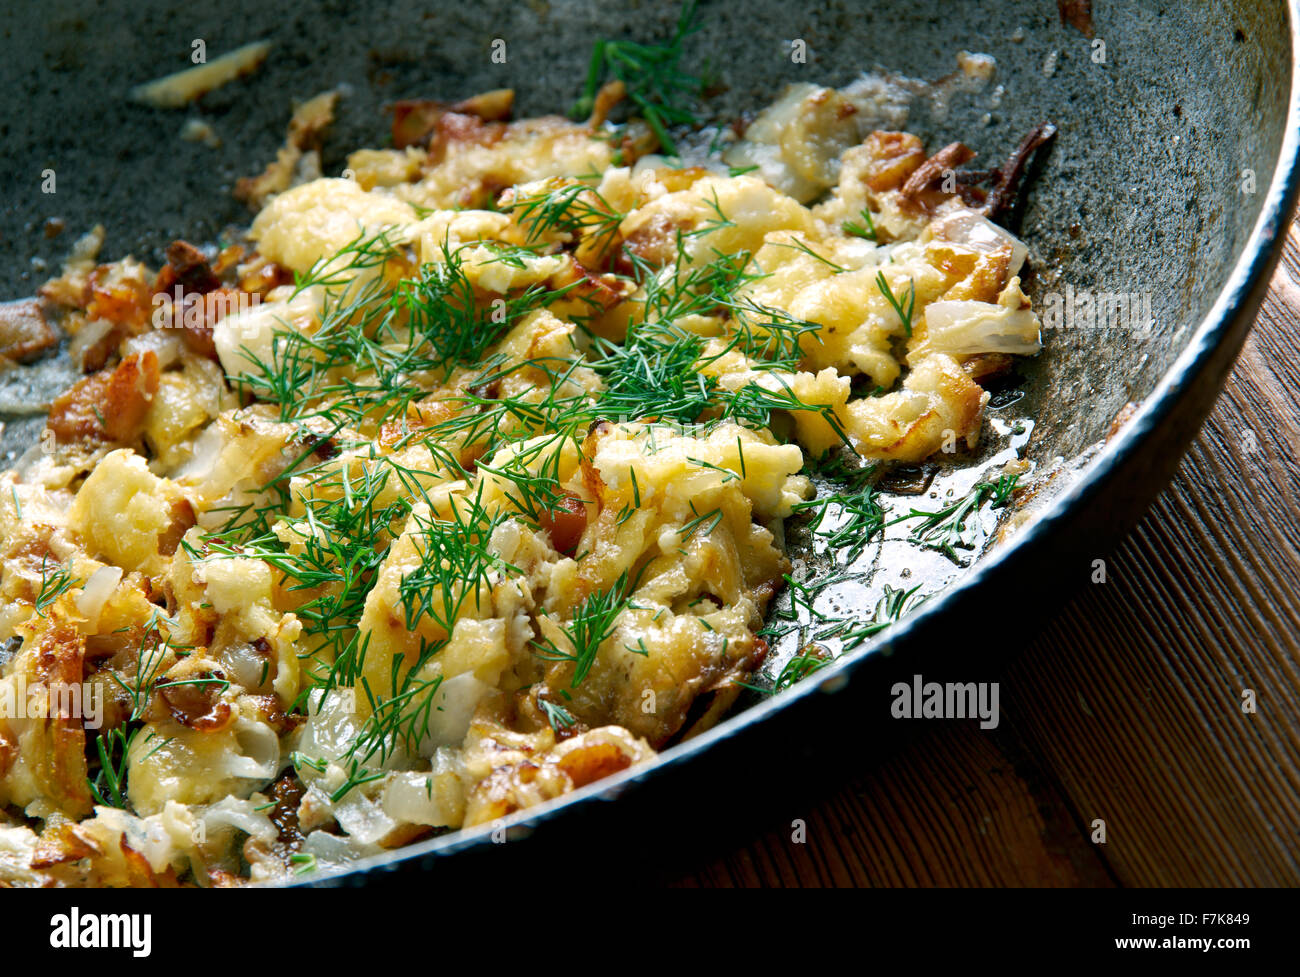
[860,130,927,192]
[17,617,92,819]
[900,141,978,213]
[0,299,58,363]
[30,823,99,869]
[47,350,160,446]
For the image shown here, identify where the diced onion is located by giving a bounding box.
[74,565,122,626]
[226,718,282,781]
[382,750,465,827]
[930,209,1029,278]
[296,689,362,763]
[333,789,397,845]
[213,287,319,380]
[224,642,269,692]
[201,796,278,845]
[418,673,489,755]
[122,329,185,369]
[924,300,1042,355]
[301,829,382,869]
[172,423,223,483]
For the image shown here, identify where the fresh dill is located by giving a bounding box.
[771,647,833,692]
[876,272,916,337]
[679,504,724,541]
[687,455,740,483]
[87,609,183,810]
[843,207,879,242]
[540,698,578,732]
[815,583,925,651]
[398,492,521,635]
[34,558,79,617]
[506,179,626,261]
[792,469,885,564]
[195,454,419,677]
[776,237,847,273]
[572,0,703,154]
[532,571,638,688]
[236,230,586,433]
[744,582,925,697]
[89,727,168,809]
[890,474,1021,563]
[290,853,318,876]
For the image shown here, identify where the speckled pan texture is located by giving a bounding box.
[0,0,1296,882]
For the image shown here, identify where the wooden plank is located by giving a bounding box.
[671,716,1115,887]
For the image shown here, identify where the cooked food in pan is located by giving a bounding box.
[0,25,1047,885]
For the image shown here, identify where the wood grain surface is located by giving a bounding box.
[672,221,1300,889]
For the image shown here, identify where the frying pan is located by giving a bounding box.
[1,0,1296,886]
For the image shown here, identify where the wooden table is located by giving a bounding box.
[671,222,1300,889]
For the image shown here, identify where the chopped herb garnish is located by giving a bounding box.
[876,271,916,337]
[843,207,879,242]
[532,571,639,688]
[572,1,703,154]
[34,558,79,618]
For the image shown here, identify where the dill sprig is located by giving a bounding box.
[474,430,576,526]
[572,1,703,154]
[34,558,79,618]
[588,240,850,442]
[770,650,831,691]
[876,272,916,337]
[814,583,925,651]
[291,853,318,876]
[792,466,884,564]
[291,227,401,295]
[723,295,823,371]
[236,231,587,435]
[749,582,925,696]
[540,697,578,732]
[87,609,183,809]
[627,238,753,325]
[843,207,879,242]
[506,179,626,260]
[398,490,521,634]
[591,322,713,422]
[775,237,847,273]
[533,570,638,688]
[198,455,419,673]
[332,668,445,801]
[890,473,1021,563]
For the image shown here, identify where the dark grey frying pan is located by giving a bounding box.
[1,0,1296,885]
